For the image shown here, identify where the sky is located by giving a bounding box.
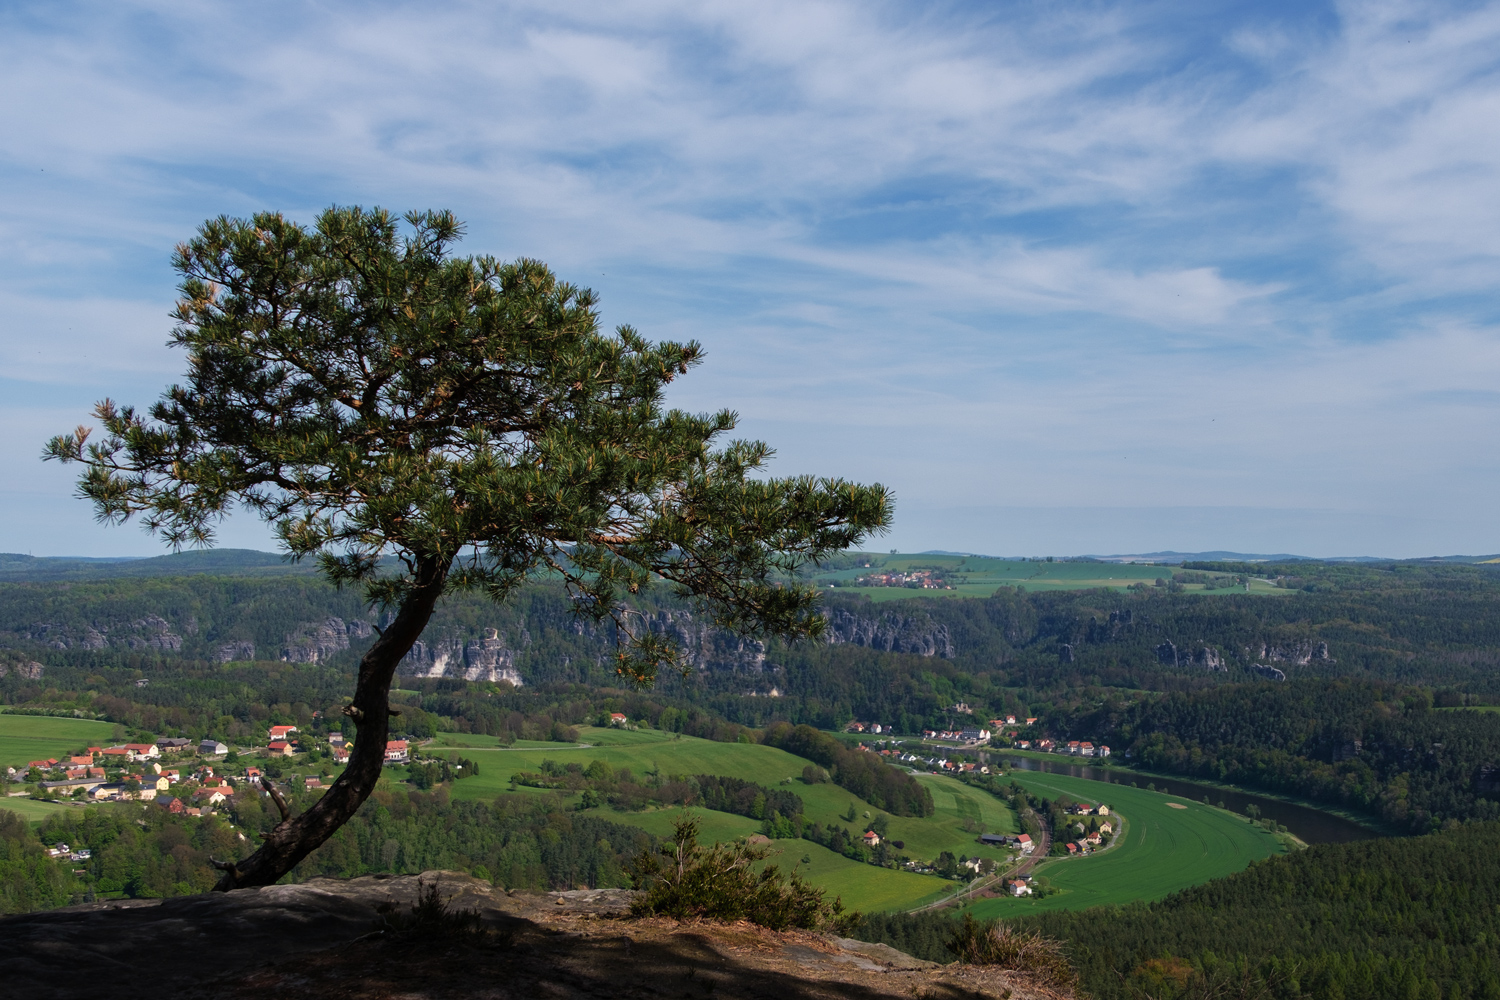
[2,0,1499,559]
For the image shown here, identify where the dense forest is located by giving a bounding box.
[0,788,657,914]
[854,822,1500,999]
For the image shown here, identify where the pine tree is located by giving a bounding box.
[45,206,891,889]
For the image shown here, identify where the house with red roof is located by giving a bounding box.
[267,741,294,757]
[384,740,410,762]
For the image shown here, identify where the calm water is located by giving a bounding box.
[998,755,1378,845]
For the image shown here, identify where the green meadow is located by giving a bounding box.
[817,554,1284,599]
[965,770,1283,918]
[431,728,1019,912]
[0,714,118,771]
[0,796,92,824]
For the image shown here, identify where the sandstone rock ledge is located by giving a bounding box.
[1,872,1066,1000]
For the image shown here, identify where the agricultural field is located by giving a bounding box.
[429,729,1016,912]
[965,770,1283,918]
[0,796,91,823]
[0,714,118,771]
[814,553,1283,599]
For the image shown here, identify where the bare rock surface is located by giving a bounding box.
[0,872,1060,1000]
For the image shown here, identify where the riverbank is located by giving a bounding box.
[990,749,1398,840]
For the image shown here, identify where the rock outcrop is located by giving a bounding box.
[0,872,1059,1000]
[27,615,183,653]
[280,617,375,664]
[400,628,525,685]
[215,640,257,663]
[1251,663,1287,681]
[823,608,955,659]
[0,658,44,679]
[1155,641,1178,666]
[1246,640,1331,665]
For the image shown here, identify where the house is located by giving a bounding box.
[384,740,410,763]
[1098,746,1111,758]
[1065,843,1078,855]
[66,755,94,766]
[870,723,884,734]
[90,783,126,801]
[1065,741,1081,755]
[304,776,323,789]
[160,769,181,783]
[1005,715,1017,725]
[959,728,991,742]
[99,747,133,761]
[124,743,160,759]
[156,737,191,753]
[862,830,882,847]
[329,732,347,747]
[332,746,351,763]
[1085,832,1102,846]
[194,787,228,805]
[1037,739,1055,750]
[199,739,229,755]
[267,741,294,757]
[155,795,185,814]
[1008,879,1032,897]
[1099,821,1113,835]
[979,833,1008,846]
[1025,718,1038,725]
[608,713,628,726]
[1016,741,1032,749]
[1096,805,1111,816]
[1080,742,1095,757]
[268,725,298,741]
[1016,834,1034,854]
[136,774,171,794]
[244,766,263,782]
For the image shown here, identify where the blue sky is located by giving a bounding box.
[2,0,1499,558]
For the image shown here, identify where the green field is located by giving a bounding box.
[430,729,1017,912]
[816,554,1284,599]
[0,714,118,770]
[965,771,1283,918]
[0,796,95,824]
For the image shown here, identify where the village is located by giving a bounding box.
[4,725,417,824]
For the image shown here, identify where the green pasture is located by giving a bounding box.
[0,796,93,824]
[0,715,118,770]
[965,771,1282,918]
[428,730,1012,911]
[817,554,1282,598]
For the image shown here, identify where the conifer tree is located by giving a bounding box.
[45,207,891,889]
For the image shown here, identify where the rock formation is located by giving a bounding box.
[0,872,1061,1000]
[280,617,376,665]
[1245,640,1331,665]
[1155,641,1178,667]
[0,659,44,679]
[1251,663,1287,681]
[400,628,525,685]
[26,615,183,653]
[823,608,955,658]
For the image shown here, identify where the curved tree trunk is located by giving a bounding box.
[212,558,447,891]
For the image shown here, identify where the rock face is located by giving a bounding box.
[823,608,955,659]
[215,641,256,663]
[27,615,183,653]
[400,628,525,685]
[280,617,375,664]
[1251,663,1287,681]
[1059,643,1075,663]
[0,872,1058,1000]
[0,659,44,679]
[1246,640,1331,665]
[1188,645,1225,671]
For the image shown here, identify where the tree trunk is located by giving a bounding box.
[212,558,447,891]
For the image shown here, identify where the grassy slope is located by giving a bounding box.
[0,796,92,823]
[966,771,1282,918]
[0,715,119,770]
[432,728,1006,912]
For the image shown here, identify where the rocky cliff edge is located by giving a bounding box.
[1,872,1067,1000]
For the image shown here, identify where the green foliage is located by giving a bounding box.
[762,723,933,817]
[1013,821,1500,1000]
[627,814,851,931]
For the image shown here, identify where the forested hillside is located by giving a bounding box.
[856,822,1500,999]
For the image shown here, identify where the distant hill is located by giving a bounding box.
[0,549,313,582]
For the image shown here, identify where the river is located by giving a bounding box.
[998,755,1378,844]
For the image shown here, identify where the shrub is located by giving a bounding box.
[628,815,855,932]
[946,914,1076,990]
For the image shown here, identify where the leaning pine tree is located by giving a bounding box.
[45,207,892,890]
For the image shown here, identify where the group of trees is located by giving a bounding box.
[760,722,933,817]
